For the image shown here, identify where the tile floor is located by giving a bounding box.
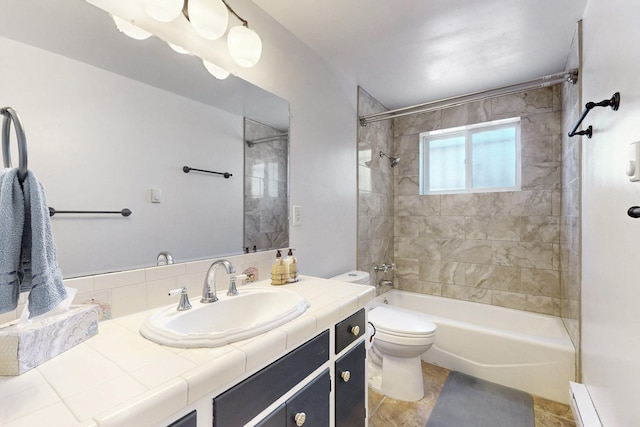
[368,362,576,427]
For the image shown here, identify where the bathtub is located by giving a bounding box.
[368,290,575,403]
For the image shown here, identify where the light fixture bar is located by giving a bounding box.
[221,0,248,26]
[359,69,579,126]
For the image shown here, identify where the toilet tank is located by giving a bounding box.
[330,271,370,286]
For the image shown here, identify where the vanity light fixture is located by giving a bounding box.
[145,0,184,23]
[124,0,263,71]
[187,0,229,40]
[203,59,230,79]
[227,25,262,68]
[167,42,191,54]
[112,15,152,40]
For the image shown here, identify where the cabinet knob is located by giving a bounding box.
[294,412,306,426]
[341,370,351,382]
[350,325,360,336]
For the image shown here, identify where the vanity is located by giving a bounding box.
[0,276,374,427]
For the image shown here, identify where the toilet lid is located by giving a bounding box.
[368,306,436,337]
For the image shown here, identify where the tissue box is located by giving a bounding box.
[0,304,99,375]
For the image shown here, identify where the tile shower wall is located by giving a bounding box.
[244,119,289,251]
[357,87,395,292]
[560,25,581,370]
[393,87,564,315]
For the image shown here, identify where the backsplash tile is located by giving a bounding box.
[0,251,279,325]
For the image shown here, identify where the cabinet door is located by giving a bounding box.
[286,369,330,427]
[213,331,329,426]
[335,341,366,427]
[255,403,286,427]
[166,410,196,427]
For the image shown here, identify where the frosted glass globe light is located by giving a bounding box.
[189,0,229,40]
[146,0,184,23]
[227,26,262,67]
[112,16,152,40]
[168,42,191,55]
[203,60,230,79]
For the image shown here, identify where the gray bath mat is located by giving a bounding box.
[425,371,534,427]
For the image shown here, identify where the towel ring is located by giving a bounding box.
[1,107,28,183]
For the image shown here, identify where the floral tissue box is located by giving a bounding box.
[0,304,99,375]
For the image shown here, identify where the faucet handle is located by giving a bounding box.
[169,286,192,311]
[227,274,247,296]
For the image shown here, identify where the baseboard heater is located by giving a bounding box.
[569,382,603,427]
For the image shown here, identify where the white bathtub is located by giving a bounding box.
[368,290,575,403]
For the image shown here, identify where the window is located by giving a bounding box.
[419,117,521,194]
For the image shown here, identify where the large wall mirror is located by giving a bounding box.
[0,0,289,277]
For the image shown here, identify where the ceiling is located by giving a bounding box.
[1,0,588,116]
[253,0,588,109]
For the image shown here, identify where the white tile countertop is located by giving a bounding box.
[0,276,375,427]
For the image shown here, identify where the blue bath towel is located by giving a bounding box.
[0,168,24,314]
[0,168,66,317]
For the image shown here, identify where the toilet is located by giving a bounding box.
[330,271,437,402]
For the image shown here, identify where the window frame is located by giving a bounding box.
[419,117,521,195]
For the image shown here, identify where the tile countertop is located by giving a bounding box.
[0,276,375,427]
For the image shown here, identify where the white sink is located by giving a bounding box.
[140,287,310,348]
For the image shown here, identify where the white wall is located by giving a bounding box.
[231,3,359,278]
[581,1,640,425]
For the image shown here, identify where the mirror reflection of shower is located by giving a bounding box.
[379,151,399,167]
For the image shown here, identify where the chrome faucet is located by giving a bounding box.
[227,274,247,296]
[202,259,236,303]
[168,286,192,311]
[373,262,395,273]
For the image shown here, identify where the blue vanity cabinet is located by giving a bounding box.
[166,410,197,427]
[335,309,366,354]
[334,309,367,426]
[285,369,330,426]
[256,370,331,427]
[212,330,329,426]
[335,341,366,427]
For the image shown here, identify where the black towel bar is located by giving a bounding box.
[48,207,132,217]
[183,166,232,178]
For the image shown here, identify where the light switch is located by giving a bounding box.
[292,205,303,226]
[627,141,640,182]
[151,188,162,203]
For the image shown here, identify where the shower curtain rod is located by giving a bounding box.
[359,69,578,126]
[246,133,289,146]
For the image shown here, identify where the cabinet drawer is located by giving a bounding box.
[213,330,329,427]
[335,341,366,427]
[335,309,365,354]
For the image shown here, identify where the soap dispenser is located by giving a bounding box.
[285,248,298,283]
[271,250,285,286]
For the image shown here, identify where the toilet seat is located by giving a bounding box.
[369,306,437,338]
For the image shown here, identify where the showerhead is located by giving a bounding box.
[379,151,400,167]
